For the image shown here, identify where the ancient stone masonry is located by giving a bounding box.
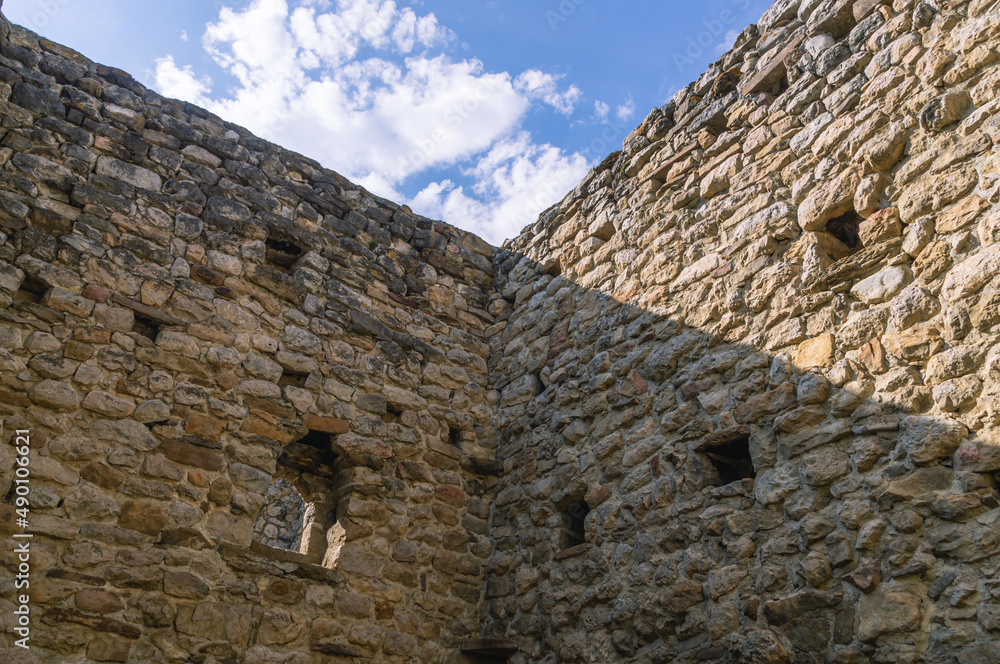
[1,0,1000,663]
[484,1,1000,663]
[253,479,307,553]
[0,2,501,661]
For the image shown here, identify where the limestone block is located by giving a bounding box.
[798,167,860,232]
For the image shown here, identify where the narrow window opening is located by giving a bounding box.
[264,429,343,569]
[278,369,309,389]
[826,209,863,251]
[706,436,755,487]
[296,429,332,451]
[447,427,463,448]
[14,275,47,305]
[559,500,590,551]
[543,257,562,277]
[384,405,402,424]
[265,237,305,272]
[132,313,162,341]
[278,429,336,478]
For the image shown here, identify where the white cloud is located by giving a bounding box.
[594,100,610,123]
[180,30,189,42]
[154,56,212,103]
[411,132,590,243]
[616,97,635,121]
[514,69,583,116]
[153,0,591,245]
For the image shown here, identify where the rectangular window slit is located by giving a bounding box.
[265,237,305,272]
[278,370,309,389]
[706,436,755,487]
[559,500,590,551]
[14,276,47,305]
[132,314,161,341]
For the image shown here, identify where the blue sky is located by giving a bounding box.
[6,0,772,244]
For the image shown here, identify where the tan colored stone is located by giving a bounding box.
[936,195,989,233]
[854,173,889,218]
[798,167,861,232]
[913,241,952,281]
[919,91,972,133]
[884,467,953,501]
[883,328,945,361]
[942,243,1000,302]
[858,207,901,247]
[118,501,168,536]
[898,164,978,223]
[794,333,835,370]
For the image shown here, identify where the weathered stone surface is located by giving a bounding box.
[884,467,953,501]
[763,590,843,626]
[898,165,979,223]
[85,419,158,451]
[96,156,162,191]
[858,207,901,246]
[902,416,967,465]
[160,439,224,471]
[798,167,861,232]
[302,414,350,435]
[794,333,835,370]
[28,379,79,410]
[883,327,945,361]
[955,435,1000,473]
[920,91,972,134]
[857,591,921,642]
[942,244,1000,303]
[3,4,1000,663]
[850,266,911,304]
[75,589,125,614]
[82,391,135,418]
[117,501,169,536]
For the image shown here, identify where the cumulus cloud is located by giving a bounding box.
[514,69,583,116]
[154,56,212,103]
[412,132,590,241]
[153,0,592,245]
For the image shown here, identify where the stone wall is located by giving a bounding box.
[2,0,1000,663]
[0,7,500,663]
[253,479,307,553]
[485,1,1000,663]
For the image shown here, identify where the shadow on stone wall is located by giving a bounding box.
[481,252,1000,664]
